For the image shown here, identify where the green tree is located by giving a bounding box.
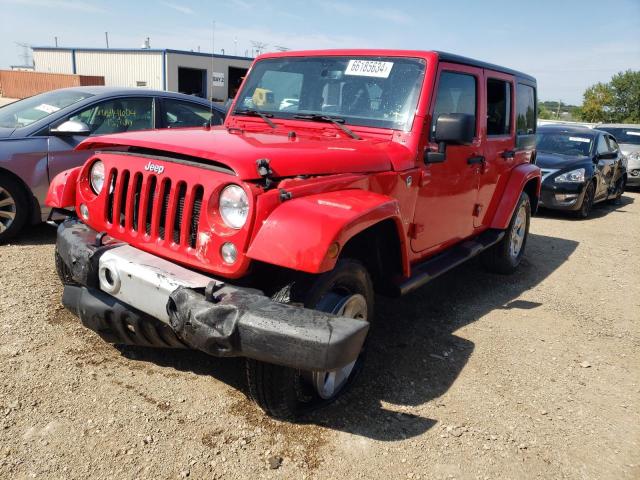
[580,82,614,123]
[609,70,640,123]
[538,102,552,119]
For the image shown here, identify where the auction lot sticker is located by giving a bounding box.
[345,59,393,78]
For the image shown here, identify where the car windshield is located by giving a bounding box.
[0,90,94,129]
[597,127,640,145]
[536,132,594,156]
[234,56,426,131]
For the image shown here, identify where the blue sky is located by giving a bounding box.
[0,0,638,104]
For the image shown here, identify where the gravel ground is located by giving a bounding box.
[1,192,638,480]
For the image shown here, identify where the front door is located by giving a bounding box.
[411,64,483,253]
[594,133,615,200]
[47,96,155,181]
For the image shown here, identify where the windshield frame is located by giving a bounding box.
[0,89,95,129]
[232,56,427,132]
[536,131,596,157]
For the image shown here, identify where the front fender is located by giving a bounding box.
[45,167,80,209]
[490,163,541,230]
[247,189,404,273]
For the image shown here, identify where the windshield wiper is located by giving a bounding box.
[234,109,277,129]
[293,114,361,140]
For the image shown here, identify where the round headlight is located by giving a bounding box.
[219,185,249,229]
[89,160,105,194]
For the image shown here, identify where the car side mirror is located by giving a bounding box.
[596,151,616,160]
[425,113,475,164]
[50,120,91,136]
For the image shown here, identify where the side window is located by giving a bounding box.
[515,83,536,135]
[486,78,511,136]
[163,100,223,128]
[431,71,477,138]
[69,97,153,135]
[596,135,609,155]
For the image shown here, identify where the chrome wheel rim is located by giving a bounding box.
[0,187,17,234]
[509,204,527,259]
[312,292,368,399]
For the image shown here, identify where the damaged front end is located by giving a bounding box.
[56,219,369,371]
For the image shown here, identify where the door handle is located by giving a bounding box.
[467,156,485,165]
[501,150,515,159]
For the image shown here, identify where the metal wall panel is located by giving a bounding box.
[33,50,74,74]
[74,51,163,90]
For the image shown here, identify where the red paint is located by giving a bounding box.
[47,49,539,282]
[46,167,80,209]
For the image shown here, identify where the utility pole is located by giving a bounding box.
[105,32,109,48]
[54,36,58,47]
[556,100,562,119]
[250,40,268,57]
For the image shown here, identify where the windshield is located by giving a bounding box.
[536,132,594,156]
[234,56,426,131]
[597,127,640,145]
[0,90,94,129]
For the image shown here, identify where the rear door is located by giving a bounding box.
[478,71,515,228]
[159,98,225,128]
[411,63,483,253]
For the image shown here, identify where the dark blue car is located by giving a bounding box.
[0,87,226,242]
[536,125,627,218]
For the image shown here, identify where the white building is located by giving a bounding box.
[32,47,253,102]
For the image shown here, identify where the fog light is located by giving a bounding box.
[80,203,89,220]
[555,193,578,201]
[221,242,238,264]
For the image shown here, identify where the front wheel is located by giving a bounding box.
[246,259,374,419]
[482,191,531,274]
[576,181,595,218]
[0,175,30,244]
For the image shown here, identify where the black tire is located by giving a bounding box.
[246,259,374,419]
[481,191,531,274]
[576,181,595,219]
[0,175,30,244]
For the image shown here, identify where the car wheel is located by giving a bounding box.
[0,175,30,244]
[576,181,595,219]
[481,191,531,274]
[246,259,374,419]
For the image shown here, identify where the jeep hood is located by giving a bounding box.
[77,127,411,179]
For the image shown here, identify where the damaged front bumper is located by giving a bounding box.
[56,219,369,371]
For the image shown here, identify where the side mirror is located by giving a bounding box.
[50,120,91,136]
[425,113,475,164]
[596,151,616,160]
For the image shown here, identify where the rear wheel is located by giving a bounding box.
[482,191,531,274]
[576,181,595,219]
[246,259,374,419]
[0,175,30,244]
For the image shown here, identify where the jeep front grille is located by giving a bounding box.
[106,168,204,249]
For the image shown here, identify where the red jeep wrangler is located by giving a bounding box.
[47,50,540,419]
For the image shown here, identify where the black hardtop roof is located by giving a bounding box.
[436,51,536,83]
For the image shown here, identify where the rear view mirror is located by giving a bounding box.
[596,151,617,160]
[425,113,475,164]
[50,120,91,136]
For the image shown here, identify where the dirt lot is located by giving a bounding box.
[1,193,638,480]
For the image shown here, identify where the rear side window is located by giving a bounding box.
[431,71,477,137]
[516,83,536,135]
[487,78,512,136]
